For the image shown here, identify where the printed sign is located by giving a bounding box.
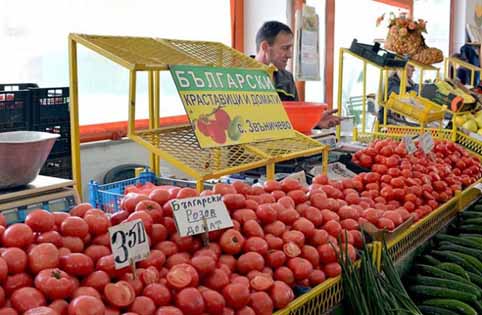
[285,171,308,187]
[170,194,233,237]
[170,65,295,148]
[403,136,417,154]
[109,219,150,269]
[420,132,434,153]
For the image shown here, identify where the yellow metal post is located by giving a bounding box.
[383,70,388,127]
[68,37,82,200]
[471,70,475,87]
[266,162,275,180]
[128,70,137,137]
[418,70,424,95]
[322,147,329,175]
[154,71,161,175]
[196,180,204,193]
[148,71,158,174]
[361,62,367,134]
[336,49,344,141]
[352,127,358,142]
[444,58,448,79]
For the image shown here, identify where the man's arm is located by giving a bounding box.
[317,109,341,129]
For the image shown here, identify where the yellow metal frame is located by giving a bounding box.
[68,33,328,196]
[445,57,482,87]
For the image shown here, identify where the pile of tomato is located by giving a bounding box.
[352,139,482,228]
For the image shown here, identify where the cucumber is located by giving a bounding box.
[423,299,478,315]
[436,262,471,281]
[434,234,482,250]
[463,218,482,225]
[466,271,482,288]
[431,250,481,275]
[421,254,442,266]
[459,224,482,233]
[409,285,477,302]
[437,243,482,263]
[471,204,482,212]
[469,300,482,315]
[411,275,480,298]
[418,305,460,315]
[415,264,473,283]
[461,211,482,219]
[448,251,482,272]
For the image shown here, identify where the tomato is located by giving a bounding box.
[69,203,93,218]
[281,231,304,249]
[310,229,329,246]
[25,209,55,233]
[200,289,225,315]
[49,300,68,315]
[256,204,278,224]
[223,194,246,211]
[24,307,57,315]
[68,296,105,315]
[155,306,184,315]
[166,265,192,289]
[60,217,88,238]
[82,271,110,293]
[281,178,302,192]
[129,296,156,315]
[59,254,94,277]
[221,283,250,310]
[4,273,32,296]
[127,211,153,235]
[155,241,178,257]
[84,213,110,236]
[165,252,191,269]
[73,287,101,300]
[323,220,342,237]
[62,236,84,253]
[148,189,170,206]
[110,210,129,226]
[36,231,62,247]
[189,256,215,275]
[2,248,27,274]
[264,234,282,250]
[292,218,315,238]
[0,258,6,285]
[273,266,295,286]
[283,242,301,258]
[237,252,264,274]
[176,287,205,315]
[29,243,59,274]
[52,212,69,228]
[309,269,326,286]
[143,283,171,307]
[243,220,264,238]
[11,287,46,313]
[140,266,160,286]
[2,224,34,248]
[301,245,319,267]
[318,244,337,264]
[324,262,342,278]
[377,217,395,230]
[263,221,286,237]
[205,269,230,291]
[220,229,245,255]
[243,237,268,255]
[270,281,294,309]
[372,164,388,175]
[263,180,282,192]
[104,281,135,308]
[287,257,313,280]
[0,308,17,315]
[383,211,403,226]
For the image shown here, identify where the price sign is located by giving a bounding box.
[285,171,308,187]
[403,136,417,154]
[420,132,434,154]
[473,182,482,192]
[109,219,150,270]
[170,195,233,237]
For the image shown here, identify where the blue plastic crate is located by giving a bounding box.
[89,171,211,214]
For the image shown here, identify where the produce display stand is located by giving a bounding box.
[444,56,482,88]
[407,59,440,96]
[68,34,328,195]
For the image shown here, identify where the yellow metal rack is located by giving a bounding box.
[445,56,482,87]
[68,34,328,195]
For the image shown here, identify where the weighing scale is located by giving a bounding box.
[0,175,79,225]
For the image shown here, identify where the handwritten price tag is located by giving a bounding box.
[420,132,434,154]
[170,195,233,237]
[403,136,417,154]
[109,219,150,270]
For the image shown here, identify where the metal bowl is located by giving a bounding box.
[0,131,60,189]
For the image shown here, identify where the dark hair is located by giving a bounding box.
[256,21,293,51]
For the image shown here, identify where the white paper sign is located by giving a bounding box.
[403,136,417,154]
[420,132,434,153]
[473,182,482,192]
[327,162,356,180]
[285,171,308,187]
[109,219,150,269]
[170,195,233,237]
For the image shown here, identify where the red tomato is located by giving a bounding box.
[237,252,264,274]
[274,267,295,286]
[292,218,315,238]
[282,230,305,247]
[320,210,339,224]
[243,237,268,255]
[104,281,135,308]
[283,242,301,258]
[213,183,237,196]
[68,296,105,315]
[140,266,160,286]
[129,296,156,315]
[383,211,403,226]
[256,204,278,224]
[318,244,337,264]
[301,245,319,267]
[265,234,283,250]
[0,258,6,284]
[223,194,246,211]
[29,243,59,274]
[377,218,395,230]
[200,289,225,314]
[324,262,342,277]
[287,257,313,280]
[220,229,245,255]
[11,287,46,313]
[24,307,57,315]
[127,211,153,235]
[222,284,250,309]
[166,265,192,289]
[72,287,101,300]
[0,308,18,315]
[191,256,216,275]
[219,255,237,272]
[110,210,129,226]
[25,209,55,233]
[309,269,326,286]
[62,236,84,253]
[49,300,68,315]
[4,273,33,296]
[205,269,230,291]
[270,281,294,309]
[155,241,178,257]
[176,288,205,315]
[311,229,329,246]
[2,224,34,248]
[84,213,110,236]
[143,283,171,307]
[60,217,88,238]
[249,291,273,315]
[36,231,62,247]
[59,254,94,277]
[82,271,110,293]
[148,189,171,206]
[165,252,191,269]
[69,203,93,218]
[264,221,286,237]
[323,220,342,237]
[155,306,184,315]
[2,248,27,274]
[242,220,264,238]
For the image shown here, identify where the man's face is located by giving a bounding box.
[266,32,293,70]
[407,65,415,79]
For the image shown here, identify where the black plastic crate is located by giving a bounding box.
[349,39,408,68]
[32,121,71,155]
[40,154,72,179]
[0,83,38,91]
[0,89,32,131]
[31,87,69,124]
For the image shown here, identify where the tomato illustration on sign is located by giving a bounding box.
[195,107,237,144]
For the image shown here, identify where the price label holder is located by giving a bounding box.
[170,195,233,238]
[419,132,434,154]
[285,171,308,187]
[109,219,150,273]
[473,182,482,192]
[403,136,417,154]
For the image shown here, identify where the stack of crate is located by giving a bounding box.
[0,83,71,179]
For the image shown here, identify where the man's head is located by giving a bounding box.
[255,21,293,70]
[406,64,415,79]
